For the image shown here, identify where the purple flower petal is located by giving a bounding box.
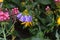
[19,16,26,22]
[25,15,32,22]
[17,13,22,19]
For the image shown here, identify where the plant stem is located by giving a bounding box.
[2,26,7,40]
[56,29,59,40]
[6,21,16,36]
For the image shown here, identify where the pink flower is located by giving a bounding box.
[54,0,58,2]
[54,0,60,2]
[4,12,10,20]
[12,8,19,15]
[0,16,4,21]
[59,0,60,2]
[0,11,4,16]
[4,12,9,18]
[3,17,7,20]
[45,6,50,11]
[0,10,10,22]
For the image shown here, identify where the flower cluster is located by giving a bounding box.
[11,8,19,15]
[0,7,32,27]
[17,13,32,27]
[0,10,10,21]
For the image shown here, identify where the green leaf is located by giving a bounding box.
[38,0,51,5]
[39,18,46,25]
[36,31,44,38]
[0,27,3,34]
[31,37,40,40]
[0,38,4,40]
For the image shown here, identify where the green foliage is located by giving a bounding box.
[0,0,59,40]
